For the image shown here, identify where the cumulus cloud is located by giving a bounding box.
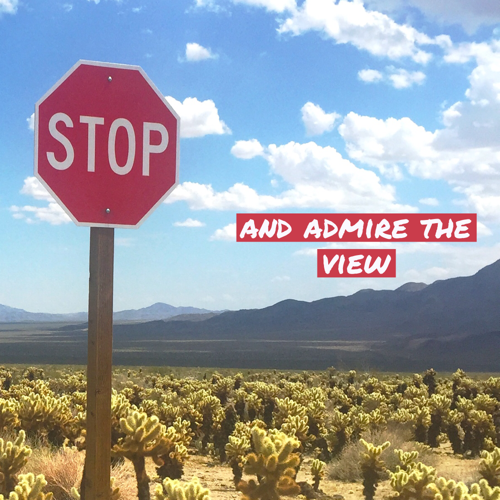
[358,69,383,83]
[338,41,500,221]
[388,68,426,89]
[231,139,265,159]
[166,96,231,138]
[0,0,18,14]
[194,0,295,12]
[27,113,34,130]
[419,197,439,206]
[20,176,54,202]
[166,141,414,213]
[10,203,71,225]
[358,67,426,89]
[232,0,295,12]
[210,223,236,241]
[407,0,500,34]
[301,102,340,136]
[184,43,218,62]
[173,218,206,227]
[278,0,435,63]
[11,177,70,225]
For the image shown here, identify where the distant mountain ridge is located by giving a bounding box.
[2,260,500,371]
[0,302,217,323]
[113,259,500,342]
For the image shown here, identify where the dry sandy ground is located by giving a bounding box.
[25,444,481,500]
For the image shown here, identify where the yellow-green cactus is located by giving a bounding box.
[480,448,500,487]
[0,431,32,496]
[0,400,18,432]
[310,459,325,492]
[237,427,301,500]
[390,462,436,499]
[394,449,419,471]
[112,410,171,500]
[154,478,210,500]
[0,474,53,500]
[71,477,120,500]
[359,439,390,500]
[225,433,251,486]
[471,479,500,500]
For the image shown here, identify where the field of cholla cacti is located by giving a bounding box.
[3,366,500,500]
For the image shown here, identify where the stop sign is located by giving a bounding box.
[35,60,179,228]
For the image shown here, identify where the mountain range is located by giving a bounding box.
[0,302,216,323]
[1,259,500,371]
[114,258,500,341]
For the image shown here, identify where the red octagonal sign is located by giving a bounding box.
[35,60,179,228]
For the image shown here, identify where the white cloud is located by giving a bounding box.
[10,203,71,225]
[0,0,18,14]
[358,69,383,83]
[234,0,295,12]
[359,67,426,89]
[231,139,265,159]
[407,0,500,34]
[388,68,426,89]
[278,0,434,63]
[194,0,295,12]
[301,102,340,136]
[166,141,415,212]
[173,218,206,227]
[20,176,54,202]
[363,0,500,34]
[184,43,218,62]
[419,197,439,206]
[338,42,500,221]
[210,223,236,241]
[339,112,435,174]
[166,96,231,138]
[165,182,282,211]
[11,177,70,225]
[27,113,34,131]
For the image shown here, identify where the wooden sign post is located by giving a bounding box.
[34,61,179,500]
[82,227,114,500]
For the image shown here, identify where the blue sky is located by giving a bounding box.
[2,0,500,314]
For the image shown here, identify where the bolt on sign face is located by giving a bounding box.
[35,60,179,228]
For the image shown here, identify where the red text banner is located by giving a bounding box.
[318,249,396,278]
[237,213,477,243]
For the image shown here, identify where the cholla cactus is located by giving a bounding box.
[71,477,120,500]
[225,430,251,486]
[359,439,390,500]
[0,473,53,500]
[155,421,191,480]
[390,462,436,499]
[0,400,18,432]
[310,459,325,492]
[0,431,32,495]
[112,410,171,500]
[154,478,210,500]
[280,414,310,450]
[237,427,301,500]
[428,394,451,448]
[480,448,500,487]
[394,449,419,471]
[471,478,500,500]
[16,393,74,445]
[425,477,500,500]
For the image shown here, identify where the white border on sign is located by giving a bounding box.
[34,59,180,229]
